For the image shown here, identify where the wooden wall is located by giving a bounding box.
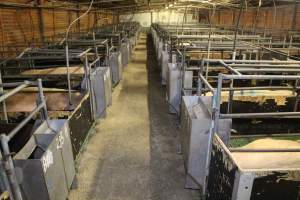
[0,0,117,57]
[211,4,300,34]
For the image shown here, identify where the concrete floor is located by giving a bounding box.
[68,34,200,200]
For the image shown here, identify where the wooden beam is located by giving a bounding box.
[264,10,267,30]
[28,10,35,41]
[0,2,113,14]
[77,4,80,32]
[252,6,260,33]
[0,10,5,57]
[36,0,45,43]
[15,10,28,44]
[52,5,56,38]
[291,2,299,30]
[88,12,90,29]
[94,12,98,27]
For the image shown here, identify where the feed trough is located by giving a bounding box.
[0,80,75,200]
[205,73,300,200]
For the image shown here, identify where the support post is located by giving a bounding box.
[291,2,298,30]
[36,0,45,43]
[77,4,80,32]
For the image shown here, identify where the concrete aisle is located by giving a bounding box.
[68,34,200,200]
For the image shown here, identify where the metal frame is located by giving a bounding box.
[0,79,48,200]
[202,71,300,195]
[1,47,93,106]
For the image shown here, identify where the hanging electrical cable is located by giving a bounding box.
[184,6,189,34]
[205,4,215,79]
[272,0,277,27]
[167,9,172,28]
[175,7,182,35]
[181,5,189,35]
[232,0,244,60]
[64,0,94,106]
[252,0,261,35]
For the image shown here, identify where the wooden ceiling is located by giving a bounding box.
[0,0,298,13]
[62,0,167,12]
[61,0,299,13]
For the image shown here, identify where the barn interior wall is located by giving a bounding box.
[0,0,116,57]
[1,2,299,57]
[120,4,299,31]
[211,4,300,33]
[120,10,200,27]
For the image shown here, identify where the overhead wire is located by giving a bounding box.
[181,5,189,34]
[205,4,215,79]
[272,0,277,26]
[252,0,261,35]
[232,0,245,60]
[64,0,94,105]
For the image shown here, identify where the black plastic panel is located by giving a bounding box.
[69,95,93,158]
[206,137,237,200]
[250,171,300,200]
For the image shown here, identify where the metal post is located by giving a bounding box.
[294,76,299,112]
[105,42,109,66]
[181,47,186,94]
[232,2,243,60]
[197,59,204,96]
[204,74,222,194]
[0,135,23,200]
[0,70,8,122]
[64,0,94,105]
[85,55,95,120]
[92,32,100,63]
[214,74,223,134]
[65,43,73,105]
[227,79,234,114]
[206,27,212,79]
[0,160,12,200]
[37,79,48,121]
[288,35,293,57]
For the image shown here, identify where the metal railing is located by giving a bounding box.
[0,79,49,200]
